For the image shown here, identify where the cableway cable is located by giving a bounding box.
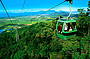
[22,0,26,9]
[67,3,72,18]
[17,0,26,24]
[47,1,66,12]
[0,0,19,42]
[15,0,27,41]
[38,1,66,15]
[0,0,13,24]
[42,0,73,19]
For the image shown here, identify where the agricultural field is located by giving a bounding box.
[0,16,54,30]
[0,16,51,26]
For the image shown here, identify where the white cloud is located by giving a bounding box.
[54,7,77,11]
[0,9,49,13]
[7,9,33,13]
[0,7,88,13]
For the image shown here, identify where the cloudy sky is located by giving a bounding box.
[0,0,89,13]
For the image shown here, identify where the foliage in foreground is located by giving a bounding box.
[0,22,62,59]
[77,16,90,36]
[0,19,90,59]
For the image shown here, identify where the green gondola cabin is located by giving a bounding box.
[56,18,77,40]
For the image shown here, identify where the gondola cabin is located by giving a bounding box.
[56,18,77,40]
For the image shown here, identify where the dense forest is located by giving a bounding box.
[0,15,90,59]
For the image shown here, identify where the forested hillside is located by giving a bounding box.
[0,16,90,59]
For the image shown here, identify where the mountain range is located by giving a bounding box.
[0,10,78,18]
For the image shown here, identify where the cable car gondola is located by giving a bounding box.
[56,17,77,40]
[55,0,77,40]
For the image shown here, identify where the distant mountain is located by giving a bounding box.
[49,11,78,17]
[0,10,78,18]
[72,11,78,14]
[49,11,69,16]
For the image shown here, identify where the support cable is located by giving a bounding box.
[0,0,13,24]
[22,0,26,9]
[18,0,26,24]
[15,0,27,41]
[38,1,66,15]
[15,0,26,41]
[47,1,66,11]
[0,0,19,41]
[67,3,72,19]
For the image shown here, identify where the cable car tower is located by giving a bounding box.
[56,0,77,40]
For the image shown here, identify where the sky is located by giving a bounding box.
[0,0,89,13]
